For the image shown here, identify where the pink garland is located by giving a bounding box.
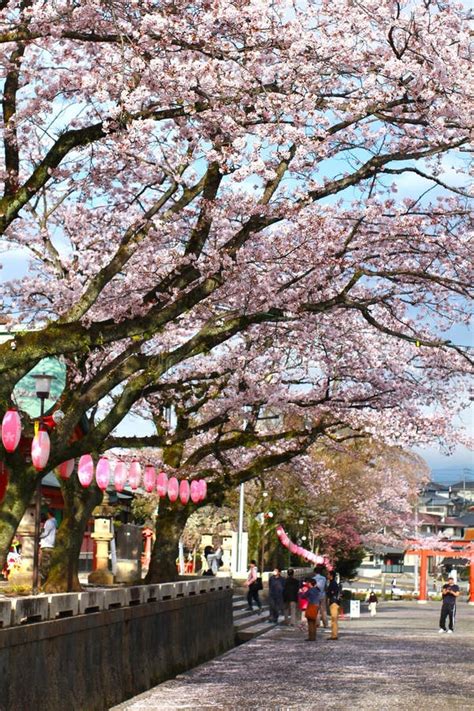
[276,525,332,569]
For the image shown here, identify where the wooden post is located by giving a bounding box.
[418,550,428,604]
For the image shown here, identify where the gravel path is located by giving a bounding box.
[111,601,474,711]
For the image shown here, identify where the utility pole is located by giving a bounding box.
[236,482,245,572]
[414,501,419,594]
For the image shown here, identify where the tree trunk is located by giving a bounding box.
[145,504,189,583]
[43,478,102,593]
[0,461,38,569]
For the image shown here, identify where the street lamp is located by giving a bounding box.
[31,373,55,594]
[32,374,55,403]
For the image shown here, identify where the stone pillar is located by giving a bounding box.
[418,551,428,604]
[88,517,114,585]
[8,506,36,586]
[220,532,233,572]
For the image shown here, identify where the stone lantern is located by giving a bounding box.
[88,491,115,585]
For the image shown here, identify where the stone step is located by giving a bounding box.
[233,607,262,621]
[232,596,275,643]
[236,620,277,642]
[234,612,267,632]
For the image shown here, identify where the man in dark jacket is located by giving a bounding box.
[326,569,341,640]
[283,568,300,627]
[439,576,460,633]
[268,567,285,623]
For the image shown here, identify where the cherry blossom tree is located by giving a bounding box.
[251,438,429,568]
[0,0,472,580]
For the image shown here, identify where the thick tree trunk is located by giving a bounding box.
[145,504,189,583]
[0,461,38,569]
[44,477,102,593]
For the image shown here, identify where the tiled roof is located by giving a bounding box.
[450,481,474,491]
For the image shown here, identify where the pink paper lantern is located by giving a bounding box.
[95,457,110,491]
[114,461,128,492]
[190,479,200,504]
[1,409,22,453]
[56,459,74,480]
[179,479,190,505]
[198,479,207,501]
[129,461,142,490]
[78,454,94,487]
[167,476,179,502]
[315,555,324,565]
[143,465,156,493]
[31,429,50,471]
[289,542,298,554]
[156,471,168,497]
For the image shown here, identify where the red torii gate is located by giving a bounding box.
[405,540,474,604]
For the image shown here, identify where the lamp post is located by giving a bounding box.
[31,373,55,594]
[260,507,273,573]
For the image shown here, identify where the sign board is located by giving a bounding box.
[350,600,360,618]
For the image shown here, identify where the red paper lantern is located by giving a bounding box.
[31,429,50,471]
[78,454,94,487]
[95,457,110,491]
[167,476,179,502]
[179,479,190,505]
[56,459,74,480]
[143,465,156,493]
[114,462,128,492]
[1,409,22,453]
[190,479,200,504]
[156,471,168,497]
[129,461,142,490]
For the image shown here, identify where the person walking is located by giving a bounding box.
[326,569,341,640]
[301,578,322,641]
[245,559,262,613]
[283,568,300,627]
[268,567,284,623]
[313,565,328,628]
[39,509,57,584]
[368,590,378,617]
[439,576,460,634]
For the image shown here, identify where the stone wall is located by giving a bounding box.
[0,579,234,711]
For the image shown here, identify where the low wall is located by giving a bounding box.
[0,578,234,711]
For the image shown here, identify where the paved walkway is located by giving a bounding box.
[112,602,474,711]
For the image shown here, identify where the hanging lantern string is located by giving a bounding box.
[1,407,208,504]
